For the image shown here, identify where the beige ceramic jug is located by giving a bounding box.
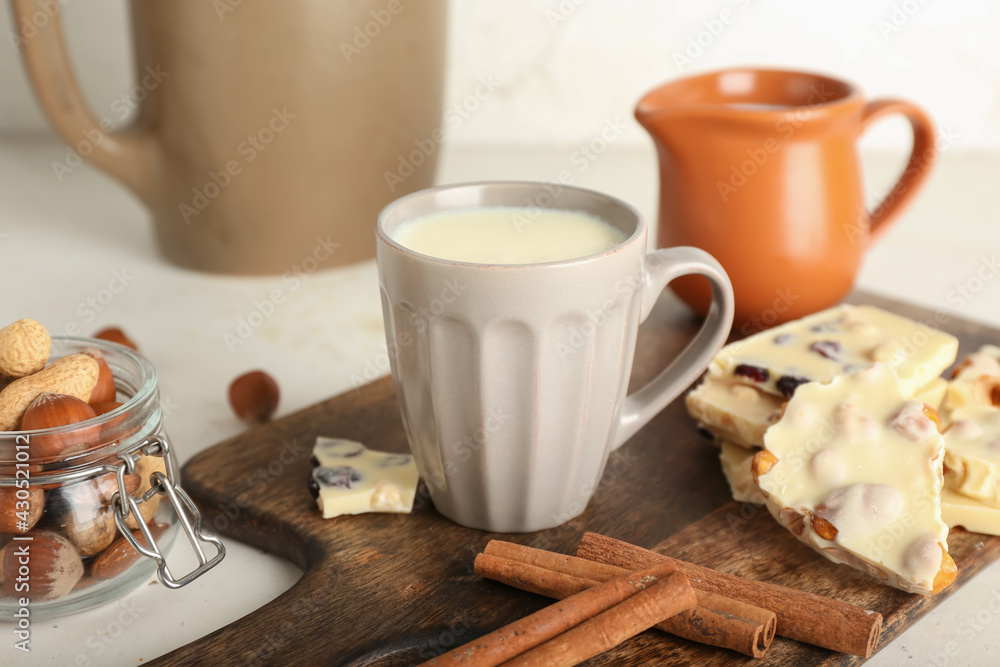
[11,0,446,274]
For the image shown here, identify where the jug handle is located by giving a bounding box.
[859,100,937,244]
[11,0,159,204]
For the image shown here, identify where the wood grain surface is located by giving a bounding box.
[150,292,1000,666]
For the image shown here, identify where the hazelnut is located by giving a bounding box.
[833,402,877,440]
[45,479,117,557]
[0,485,44,534]
[94,400,133,445]
[92,327,138,351]
[93,469,141,502]
[65,507,117,559]
[92,523,167,580]
[20,393,98,457]
[228,370,280,425]
[891,400,938,442]
[82,350,116,405]
[91,401,123,417]
[1,530,84,601]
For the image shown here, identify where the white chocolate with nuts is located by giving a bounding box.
[686,378,784,448]
[941,488,1000,536]
[718,440,764,504]
[710,304,958,399]
[755,363,953,594]
[942,405,1000,507]
[309,438,419,518]
[945,345,1000,411]
[688,375,946,450]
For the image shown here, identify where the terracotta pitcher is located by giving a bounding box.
[11,0,446,274]
[637,68,937,328]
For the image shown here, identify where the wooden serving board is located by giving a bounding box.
[151,292,1000,666]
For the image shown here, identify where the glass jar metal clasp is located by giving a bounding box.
[112,435,225,589]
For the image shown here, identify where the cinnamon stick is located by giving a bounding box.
[486,540,625,582]
[480,541,776,658]
[504,572,697,666]
[668,591,777,659]
[576,532,883,658]
[475,552,595,600]
[419,559,682,667]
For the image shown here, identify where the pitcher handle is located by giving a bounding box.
[11,0,159,203]
[859,99,937,244]
[614,247,734,448]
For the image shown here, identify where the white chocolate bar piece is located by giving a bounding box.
[686,378,784,449]
[943,405,1000,507]
[945,345,1000,411]
[689,375,947,450]
[309,438,419,518]
[755,363,953,594]
[710,304,958,399]
[941,488,1000,536]
[718,440,764,504]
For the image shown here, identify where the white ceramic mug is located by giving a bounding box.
[376,182,734,532]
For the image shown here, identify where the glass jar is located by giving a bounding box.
[0,337,224,618]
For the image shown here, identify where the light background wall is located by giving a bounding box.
[0,0,997,151]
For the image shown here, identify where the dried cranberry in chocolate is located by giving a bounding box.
[809,340,842,360]
[773,333,795,346]
[776,375,809,398]
[314,466,362,489]
[734,364,769,383]
[307,477,320,498]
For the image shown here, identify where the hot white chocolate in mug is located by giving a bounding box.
[391,207,627,264]
[376,182,735,532]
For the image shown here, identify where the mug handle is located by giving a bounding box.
[859,99,937,244]
[614,247,734,449]
[10,0,159,203]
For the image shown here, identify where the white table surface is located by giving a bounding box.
[0,137,998,665]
